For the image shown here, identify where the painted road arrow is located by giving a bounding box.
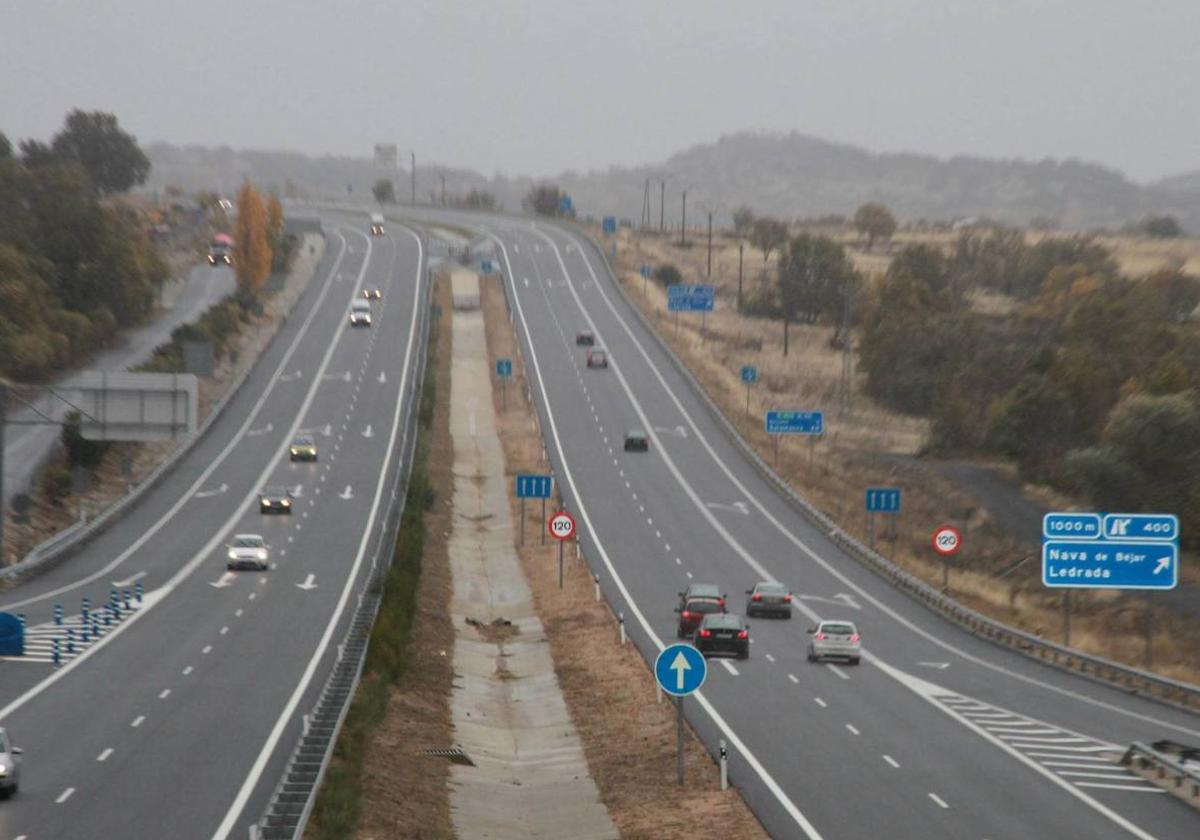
[209,572,235,589]
[706,501,749,515]
[194,483,228,499]
[362,425,374,438]
[338,485,354,500]
[112,571,146,588]
[245,423,273,437]
[322,371,352,382]
[278,370,302,382]
[296,574,318,591]
[918,662,951,669]
[654,425,688,438]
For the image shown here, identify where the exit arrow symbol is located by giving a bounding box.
[279,370,302,382]
[917,662,951,670]
[378,371,386,384]
[246,423,273,437]
[296,574,318,591]
[1154,557,1171,575]
[339,485,354,500]
[362,425,373,438]
[194,483,228,499]
[209,572,235,589]
[670,650,691,692]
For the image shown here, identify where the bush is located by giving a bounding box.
[62,412,109,469]
[42,466,72,508]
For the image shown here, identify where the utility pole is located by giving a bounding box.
[706,211,713,277]
[642,178,651,228]
[660,180,666,232]
[410,151,416,206]
[680,190,688,247]
[737,242,744,313]
[440,172,446,206]
[839,280,853,416]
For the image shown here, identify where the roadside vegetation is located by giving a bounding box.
[0,110,167,381]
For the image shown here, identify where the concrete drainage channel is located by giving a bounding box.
[251,252,433,840]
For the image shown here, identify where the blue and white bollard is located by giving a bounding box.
[123,589,131,610]
[135,581,144,603]
[17,614,25,630]
[54,603,63,626]
[83,621,92,642]
[67,628,76,655]
[110,586,119,605]
[104,609,112,627]
[82,596,90,623]
[53,639,61,668]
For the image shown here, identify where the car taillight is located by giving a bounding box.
[699,629,712,638]
[751,593,762,601]
[783,594,792,602]
[737,630,748,639]
[850,634,860,643]
[681,611,692,619]
[814,633,827,641]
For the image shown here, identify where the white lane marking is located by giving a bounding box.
[158,689,171,700]
[720,660,740,676]
[664,543,670,552]
[1058,771,1145,780]
[928,793,949,809]
[235,609,244,617]
[183,666,194,676]
[0,232,352,614]
[97,748,114,762]
[814,697,827,708]
[547,225,1200,745]
[193,482,229,499]
[788,674,799,684]
[883,755,899,768]
[490,230,824,840]
[686,572,693,579]
[846,724,860,736]
[248,592,257,601]
[764,653,776,663]
[1074,783,1166,793]
[56,787,75,804]
[202,645,212,655]
[1029,753,1111,762]
[220,626,229,635]
[675,558,682,565]
[1044,761,1120,769]
[112,571,147,588]
[131,715,145,728]
[212,226,423,840]
[827,664,850,680]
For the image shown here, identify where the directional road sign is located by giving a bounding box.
[515,474,552,499]
[602,216,617,234]
[480,259,495,274]
[641,264,652,279]
[932,525,962,556]
[740,365,758,384]
[654,643,707,697]
[1042,512,1101,540]
[559,195,573,215]
[667,284,715,312]
[1043,541,1177,589]
[548,511,576,542]
[1102,513,1178,542]
[496,358,512,378]
[866,487,902,513]
[765,410,823,435]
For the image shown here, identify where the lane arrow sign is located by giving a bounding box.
[246,423,274,437]
[209,572,235,588]
[362,425,374,438]
[917,662,951,670]
[1154,557,1171,575]
[195,483,228,499]
[296,574,318,591]
[670,650,691,691]
[339,485,354,500]
[378,371,386,384]
[112,571,146,588]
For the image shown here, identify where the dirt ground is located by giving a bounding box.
[354,277,455,839]
[479,276,770,840]
[610,227,1200,686]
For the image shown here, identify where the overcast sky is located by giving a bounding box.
[3,1,1197,182]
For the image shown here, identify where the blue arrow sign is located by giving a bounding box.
[640,264,652,279]
[866,487,901,513]
[765,410,823,435]
[667,284,715,312]
[1043,512,1102,540]
[654,643,707,697]
[740,365,758,384]
[480,259,495,274]
[1043,541,1178,590]
[515,474,552,499]
[602,216,617,235]
[496,359,512,378]
[1103,513,1178,542]
[559,195,573,214]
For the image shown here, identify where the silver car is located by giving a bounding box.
[807,620,861,665]
[745,581,792,618]
[0,727,23,797]
[227,534,271,571]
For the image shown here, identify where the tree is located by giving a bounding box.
[854,202,897,249]
[652,263,681,288]
[266,192,284,244]
[749,217,787,264]
[523,184,571,217]
[732,206,755,235]
[1142,215,1182,238]
[50,110,149,194]
[233,182,272,292]
[372,178,396,204]
[776,234,859,326]
[0,132,11,160]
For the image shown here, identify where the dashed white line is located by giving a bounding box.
[788,674,799,684]
[764,653,776,663]
[813,697,827,708]
[97,748,114,762]
[686,571,693,579]
[929,793,949,809]
[720,660,740,676]
[235,608,244,617]
[675,557,682,565]
[158,689,171,700]
[846,724,860,736]
[56,787,75,804]
[664,543,671,552]
[827,664,850,680]
[131,715,145,728]
[883,755,900,768]
[202,645,212,654]
[248,592,257,601]
[182,666,194,676]
[655,530,661,538]
[220,626,229,635]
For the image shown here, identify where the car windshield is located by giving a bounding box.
[821,623,856,635]
[689,585,721,598]
[233,536,263,548]
[687,599,722,614]
[352,301,370,311]
[757,583,787,595]
[293,437,313,446]
[703,614,742,629]
[628,430,646,439]
[264,486,288,496]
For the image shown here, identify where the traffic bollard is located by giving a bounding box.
[54,603,63,626]
[67,628,76,655]
[123,589,131,610]
[110,586,119,604]
[618,612,627,646]
[83,622,92,642]
[53,639,61,668]
[594,574,601,602]
[720,740,728,791]
[17,614,25,629]
[136,581,144,603]
[104,609,112,627]
[82,596,90,623]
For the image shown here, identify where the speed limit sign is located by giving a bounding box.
[932,525,962,556]
[548,511,576,542]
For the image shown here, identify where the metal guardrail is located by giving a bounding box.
[254,234,435,840]
[1122,741,1200,801]
[1,235,328,587]
[570,223,1200,714]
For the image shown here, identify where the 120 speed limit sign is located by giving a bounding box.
[932,525,962,556]
[548,511,577,542]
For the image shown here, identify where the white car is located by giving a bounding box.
[227,534,270,571]
[0,727,22,797]
[349,299,372,327]
[807,620,861,665]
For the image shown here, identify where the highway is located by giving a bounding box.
[405,207,1200,840]
[0,218,426,840]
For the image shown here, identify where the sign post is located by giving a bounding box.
[764,410,824,467]
[740,365,758,420]
[667,284,715,337]
[654,644,707,786]
[865,487,902,552]
[515,474,552,546]
[932,524,962,591]
[641,263,652,295]
[496,358,512,410]
[549,511,577,588]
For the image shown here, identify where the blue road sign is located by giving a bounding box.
[602,216,617,234]
[1043,512,1102,540]
[480,259,495,274]
[765,410,823,435]
[740,365,758,385]
[559,195,573,214]
[515,474,552,499]
[667,284,715,312]
[1103,513,1178,542]
[866,487,902,513]
[0,613,24,657]
[640,263,652,279]
[654,644,707,697]
[1042,541,1178,590]
[496,359,513,378]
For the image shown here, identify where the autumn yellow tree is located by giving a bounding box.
[234,182,272,291]
[266,192,284,246]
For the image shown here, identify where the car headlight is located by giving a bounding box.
[281,499,291,506]
[0,764,9,776]
[290,448,299,455]
[257,550,268,560]
[227,549,238,559]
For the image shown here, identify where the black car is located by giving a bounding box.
[694,613,750,659]
[745,581,793,618]
[623,430,649,452]
[677,583,725,611]
[575,331,595,346]
[259,485,293,514]
[675,597,724,638]
[288,435,318,461]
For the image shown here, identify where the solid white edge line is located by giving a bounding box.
[210,225,423,840]
[55,787,75,804]
[928,793,949,809]
[489,230,825,840]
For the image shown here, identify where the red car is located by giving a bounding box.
[675,597,725,638]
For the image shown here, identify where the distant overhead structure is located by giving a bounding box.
[59,372,198,442]
[374,144,398,168]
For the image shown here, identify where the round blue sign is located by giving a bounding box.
[654,643,707,697]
